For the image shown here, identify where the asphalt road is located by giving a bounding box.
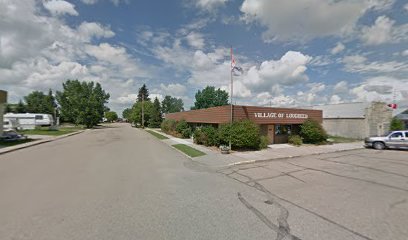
[0,124,407,240]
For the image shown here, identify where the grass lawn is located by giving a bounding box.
[146,130,169,140]
[0,139,34,148]
[327,135,360,143]
[19,127,82,136]
[172,144,206,158]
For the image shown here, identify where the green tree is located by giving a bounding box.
[56,80,110,128]
[148,97,163,128]
[4,104,12,113]
[16,100,26,113]
[122,108,132,120]
[137,84,150,102]
[24,89,55,114]
[129,100,153,127]
[192,86,229,110]
[105,111,118,122]
[390,117,405,131]
[161,95,184,113]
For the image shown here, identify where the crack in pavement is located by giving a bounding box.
[237,192,301,240]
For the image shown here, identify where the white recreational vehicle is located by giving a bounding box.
[4,113,54,130]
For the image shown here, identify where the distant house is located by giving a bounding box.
[311,102,393,139]
[0,90,7,136]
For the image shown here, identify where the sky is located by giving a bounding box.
[1,0,408,115]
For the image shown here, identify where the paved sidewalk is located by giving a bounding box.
[147,129,363,167]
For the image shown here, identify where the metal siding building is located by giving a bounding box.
[312,102,393,139]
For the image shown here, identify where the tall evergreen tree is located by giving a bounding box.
[137,84,150,102]
[4,104,12,113]
[148,97,163,128]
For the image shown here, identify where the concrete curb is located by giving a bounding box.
[226,146,364,167]
[0,130,85,155]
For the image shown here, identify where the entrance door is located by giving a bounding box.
[267,125,275,144]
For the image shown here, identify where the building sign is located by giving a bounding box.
[254,112,309,119]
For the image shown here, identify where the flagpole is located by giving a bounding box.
[229,47,233,150]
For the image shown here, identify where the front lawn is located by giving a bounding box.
[146,130,169,140]
[172,144,206,158]
[19,127,82,136]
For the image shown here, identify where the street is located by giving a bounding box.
[1,124,408,240]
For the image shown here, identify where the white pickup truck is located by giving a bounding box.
[364,131,408,150]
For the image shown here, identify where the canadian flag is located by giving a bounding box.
[388,103,397,109]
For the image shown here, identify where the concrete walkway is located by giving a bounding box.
[147,129,364,167]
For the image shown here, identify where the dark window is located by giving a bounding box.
[390,132,403,138]
[275,125,291,135]
[35,115,43,120]
[405,132,408,138]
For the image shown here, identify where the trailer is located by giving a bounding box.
[4,113,54,130]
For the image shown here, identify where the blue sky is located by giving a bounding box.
[1,0,408,114]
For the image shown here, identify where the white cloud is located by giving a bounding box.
[185,32,205,49]
[330,95,342,104]
[343,55,408,74]
[240,0,393,42]
[193,0,228,11]
[159,83,187,97]
[402,50,408,57]
[360,16,408,45]
[333,81,349,94]
[80,0,128,5]
[405,3,408,12]
[0,0,152,115]
[77,22,115,41]
[331,42,345,55]
[351,76,408,102]
[43,0,78,16]
[242,51,311,90]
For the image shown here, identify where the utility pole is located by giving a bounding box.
[142,93,145,128]
[229,47,233,150]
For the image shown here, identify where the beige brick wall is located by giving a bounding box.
[322,118,366,139]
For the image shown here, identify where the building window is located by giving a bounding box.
[35,115,43,120]
[275,125,291,135]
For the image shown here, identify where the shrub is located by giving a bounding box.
[176,120,189,133]
[259,136,269,149]
[201,126,220,146]
[300,119,327,144]
[219,120,261,150]
[390,117,405,131]
[288,135,303,146]
[161,119,177,133]
[193,128,207,145]
[181,127,192,139]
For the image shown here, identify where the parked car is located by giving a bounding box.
[0,129,27,141]
[364,131,408,150]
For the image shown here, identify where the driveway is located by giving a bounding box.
[0,123,407,240]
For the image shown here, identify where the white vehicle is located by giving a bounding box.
[4,113,54,130]
[3,118,20,130]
